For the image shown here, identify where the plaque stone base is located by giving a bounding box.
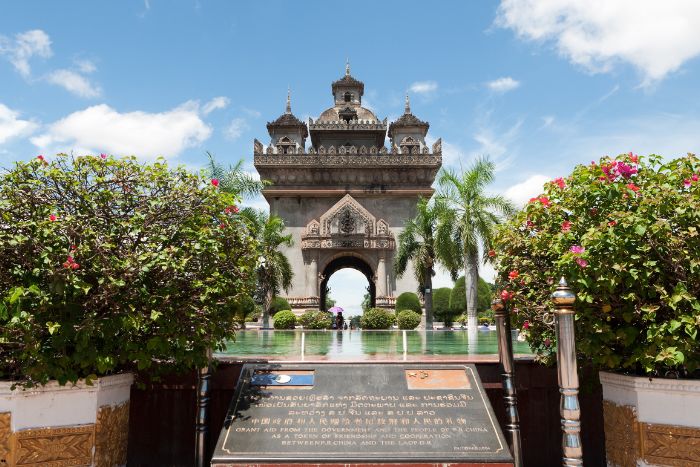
[211,363,513,466]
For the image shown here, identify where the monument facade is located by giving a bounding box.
[254,65,442,311]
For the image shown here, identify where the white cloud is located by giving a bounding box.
[469,119,523,171]
[202,96,230,115]
[496,0,700,85]
[487,77,520,93]
[75,59,96,74]
[541,115,555,129]
[45,69,101,98]
[224,117,249,141]
[241,107,262,118]
[31,102,211,159]
[0,103,37,144]
[0,29,52,77]
[504,174,550,207]
[409,81,438,94]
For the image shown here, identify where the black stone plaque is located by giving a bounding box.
[211,363,513,465]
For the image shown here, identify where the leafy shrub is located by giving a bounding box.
[299,310,333,329]
[230,295,256,325]
[273,310,296,329]
[449,276,493,314]
[0,154,258,386]
[478,317,491,326]
[396,310,421,330]
[269,296,290,316]
[396,292,421,314]
[494,153,700,376]
[360,307,395,330]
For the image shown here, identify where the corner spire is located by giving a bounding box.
[345,58,350,76]
[405,94,411,114]
[285,87,291,114]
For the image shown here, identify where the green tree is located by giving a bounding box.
[203,152,268,198]
[449,276,493,314]
[361,293,371,313]
[437,158,514,329]
[394,197,455,329]
[432,287,452,323]
[239,209,293,328]
[0,154,258,386]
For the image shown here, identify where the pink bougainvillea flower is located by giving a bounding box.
[70,245,76,250]
[526,220,535,229]
[629,153,639,164]
[553,177,566,189]
[692,174,699,182]
[100,153,107,159]
[539,196,551,207]
[626,183,640,192]
[523,320,530,330]
[561,220,572,232]
[608,220,617,227]
[49,214,57,222]
[544,338,551,347]
[37,155,45,161]
[684,179,692,188]
[500,289,514,301]
[224,205,240,215]
[576,257,589,268]
[211,178,220,187]
[219,223,225,229]
[528,197,538,204]
[488,249,496,258]
[71,262,80,270]
[508,270,519,280]
[232,205,239,213]
[570,245,585,254]
[616,162,637,178]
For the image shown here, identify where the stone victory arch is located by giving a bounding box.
[253,65,442,311]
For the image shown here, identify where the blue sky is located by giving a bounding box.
[2,1,700,314]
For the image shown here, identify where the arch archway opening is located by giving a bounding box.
[320,256,375,313]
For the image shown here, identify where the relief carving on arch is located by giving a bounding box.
[301,194,395,250]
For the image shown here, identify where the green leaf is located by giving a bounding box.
[634,225,647,236]
[47,322,61,335]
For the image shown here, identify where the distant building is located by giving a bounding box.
[254,64,442,312]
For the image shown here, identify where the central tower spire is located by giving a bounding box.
[345,58,350,76]
[285,87,291,114]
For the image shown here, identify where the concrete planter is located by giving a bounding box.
[600,371,700,466]
[0,373,133,467]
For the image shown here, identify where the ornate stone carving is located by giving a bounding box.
[338,208,356,234]
[306,219,320,236]
[359,145,367,154]
[370,146,378,155]
[338,145,346,155]
[641,423,700,466]
[14,425,94,467]
[603,400,639,467]
[377,219,389,236]
[95,402,130,467]
[328,145,336,155]
[253,138,263,155]
[349,145,357,154]
[432,137,442,154]
[265,145,274,155]
[254,154,441,167]
[0,412,10,466]
[380,146,387,154]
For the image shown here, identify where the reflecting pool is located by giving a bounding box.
[216,329,533,359]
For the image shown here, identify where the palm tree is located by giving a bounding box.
[204,151,268,198]
[394,197,456,330]
[437,157,515,330]
[239,208,293,329]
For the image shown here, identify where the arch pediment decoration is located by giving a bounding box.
[302,194,395,250]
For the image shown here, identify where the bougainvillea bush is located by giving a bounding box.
[494,153,700,377]
[0,154,258,386]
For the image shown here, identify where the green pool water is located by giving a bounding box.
[217,329,533,359]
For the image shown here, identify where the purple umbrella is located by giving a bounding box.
[328,306,344,314]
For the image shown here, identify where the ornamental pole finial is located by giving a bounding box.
[346,58,350,76]
[285,87,291,114]
[405,94,411,114]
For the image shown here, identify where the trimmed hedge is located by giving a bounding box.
[396,292,421,314]
[299,310,333,329]
[269,296,290,316]
[396,310,421,330]
[273,310,296,329]
[360,307,394,330]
